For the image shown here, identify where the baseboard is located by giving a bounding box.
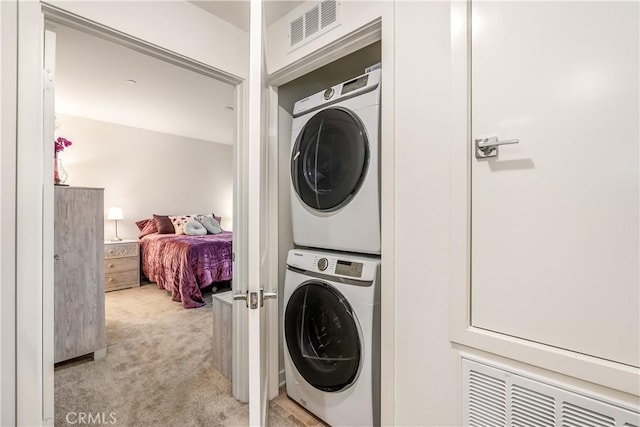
[279,369,286,388]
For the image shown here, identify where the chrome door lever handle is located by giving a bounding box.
[475,136,520,158]
[233,291,249,307]
[260,290,277,307]
[233,289,277,309]
[232,291,248,301]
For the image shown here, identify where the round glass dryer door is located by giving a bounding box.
[291,108,369,211]
[284,282,361,392]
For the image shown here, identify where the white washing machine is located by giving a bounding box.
[283,248,380,427]
[290,69,381,254]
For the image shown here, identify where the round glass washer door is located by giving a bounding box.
[284,281,361,392]
[291,107,369,212]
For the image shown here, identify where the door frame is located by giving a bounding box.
[267,14,396,426]
[15,2,254,424]
[0,1,18,425]
[448,0,639,399]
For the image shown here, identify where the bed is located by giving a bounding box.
[137,216,232,308]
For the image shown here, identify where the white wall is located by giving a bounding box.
[47,0,249,79]
[56,114,234,240]
[266,1,386,75]
[393,2,459,425]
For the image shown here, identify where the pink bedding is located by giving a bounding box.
[140,232,233,308]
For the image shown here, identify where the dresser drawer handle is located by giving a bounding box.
[109,264,114,268]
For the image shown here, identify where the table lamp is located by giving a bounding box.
[107,207,124,241]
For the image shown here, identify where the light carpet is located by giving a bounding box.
[55,283,297,427]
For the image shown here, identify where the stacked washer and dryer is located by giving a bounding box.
[283,68,382,426]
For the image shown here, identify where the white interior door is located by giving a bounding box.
[246,0,275,424]
[471,1,639,367]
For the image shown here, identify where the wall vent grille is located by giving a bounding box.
[462,358,640,427]
[290,16,304,46]
[512,385,555,427]
[320,0,337,29]
[288,0,340,49]
[468,370,507,427]
[304,6,320,38]
[561,402,615,427]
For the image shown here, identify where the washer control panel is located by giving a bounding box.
[288,249,379,282]
[317,257,329,271]
[335,259,364,278]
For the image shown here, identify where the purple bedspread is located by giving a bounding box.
[140,232,232,308]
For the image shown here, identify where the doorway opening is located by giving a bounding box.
[45,15,245,426]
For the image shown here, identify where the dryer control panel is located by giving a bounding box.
[292,68,381,117]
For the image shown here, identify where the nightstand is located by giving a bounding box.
[104,239,140,292]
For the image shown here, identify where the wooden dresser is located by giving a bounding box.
[104,240,140,292]
[54,186,106,363]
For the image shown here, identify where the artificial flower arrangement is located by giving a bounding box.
[54,136,72,184]
[55,136,72,154]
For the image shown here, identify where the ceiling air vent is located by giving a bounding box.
[289,0,340,49]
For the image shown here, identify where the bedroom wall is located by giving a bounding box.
[56,114,233,241]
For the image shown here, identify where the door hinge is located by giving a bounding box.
[44,68,54,92]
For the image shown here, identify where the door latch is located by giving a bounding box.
[475,136,520,159]
[233,288,277,309]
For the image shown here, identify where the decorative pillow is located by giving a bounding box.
[169,215,194,235]
[212,212,223,227]
[135,218,158,238]
[184,220,207,236]
[135,218,151,231]
[196,214,222,234]
[153,214,175,234]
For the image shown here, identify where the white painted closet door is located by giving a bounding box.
[471,1,639,367]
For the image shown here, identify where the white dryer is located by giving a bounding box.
[283,248,380,427]
[290,69,381,254]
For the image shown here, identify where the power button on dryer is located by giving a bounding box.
[317,258,329,271]
[323,88,334,100]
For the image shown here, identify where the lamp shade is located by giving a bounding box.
[107,207,124,220]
